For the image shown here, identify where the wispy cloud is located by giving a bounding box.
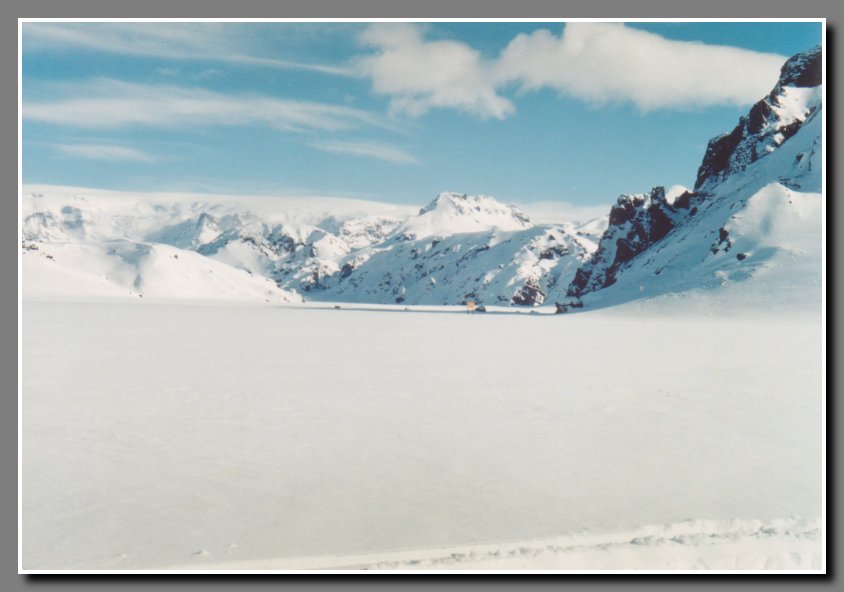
[22,22,355,76]
[23,78,389,133]
[53,143,156,162]
[23,22,793,120]
[354,22,787,117]
[310,139,419,165]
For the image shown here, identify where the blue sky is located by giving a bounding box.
[21,21,822,213]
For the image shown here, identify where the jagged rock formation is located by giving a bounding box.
[567,186,695,296]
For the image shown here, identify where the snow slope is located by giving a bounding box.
[22,240,302,303]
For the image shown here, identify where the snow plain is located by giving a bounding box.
[21,299,822,571]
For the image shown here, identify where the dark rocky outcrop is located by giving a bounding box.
[567,186,692,297]
[340,262,355,278]
[778,44,822,88]
[511,279,546,306]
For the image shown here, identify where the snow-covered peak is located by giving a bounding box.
[400,192,533,239]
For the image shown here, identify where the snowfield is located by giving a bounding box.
[22,300,822,571]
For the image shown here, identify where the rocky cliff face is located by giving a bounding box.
[567,186,696,296]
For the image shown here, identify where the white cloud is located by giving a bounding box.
[23,22,223,56]
[22,22,354,76]
[310,139,419,165]
[354,23,788,117]
[23,23,794,120]
[23,79,388,133]
[53,143,156,162]
[354,23,514,119]
[495,23,787,111]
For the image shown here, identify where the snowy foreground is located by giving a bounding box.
[22,300,822,571]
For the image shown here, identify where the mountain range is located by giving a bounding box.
[21,45,823,312]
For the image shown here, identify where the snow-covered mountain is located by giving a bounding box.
[303,192,601,306]
[21,45,822,311]
[21,187,605,306]
[566,44,823,312]
[21,190,414,303]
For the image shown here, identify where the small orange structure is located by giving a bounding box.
[466,300,476,312]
